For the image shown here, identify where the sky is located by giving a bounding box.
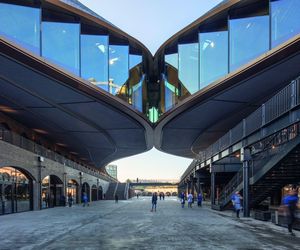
[80,0,223,182]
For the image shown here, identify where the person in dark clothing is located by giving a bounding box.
[67,193,73,207]
[283,187,299,236]
[197,193,203,207]
[115,194,119,203]
[180,191,185,208]
[151,192,158,212]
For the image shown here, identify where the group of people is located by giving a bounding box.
[180,192,203,208]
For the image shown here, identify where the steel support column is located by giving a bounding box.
[242,148,251,217]
[211,172,215,206]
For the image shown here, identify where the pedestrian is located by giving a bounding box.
[231,191,243,218]
[282,186,299,236]
[115,194,119,203]
[197,193,203,207]
[180,191,185,208]
[187,193,193,208]
[151,192,158,212]
[82,192,89,207]
[159,193,162,200]
[162,193,165,200]
[68,193,73,207]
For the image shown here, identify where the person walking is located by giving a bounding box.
[282,186,299,236]
[187,193,193,208]
[162,193,165,200]
[231,191,243,218]
[82,192,89,207]
[197,193,203,207]
[67,193,73,207]
[180,191,185,208]
[115,194,119,203]
[151,192,158,212]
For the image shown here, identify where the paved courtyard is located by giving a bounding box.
[0,197,299,250]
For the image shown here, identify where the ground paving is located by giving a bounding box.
[0,197,299,250]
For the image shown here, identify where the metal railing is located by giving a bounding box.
[181,76,300,180]
[217,123,300,206]
[0,130,117,182]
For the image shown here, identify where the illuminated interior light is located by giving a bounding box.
[0,105,18,113]
[33,129,48,134]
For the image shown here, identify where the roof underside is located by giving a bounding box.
[155,37,300,158]
[0,39,152,168]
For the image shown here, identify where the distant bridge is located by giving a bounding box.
[129,179,179,186]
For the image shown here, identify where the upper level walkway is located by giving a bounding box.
[1,198,299,249]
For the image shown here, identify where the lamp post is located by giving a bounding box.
[79,171,83,204]
[38,156,44,210]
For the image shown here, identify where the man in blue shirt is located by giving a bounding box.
[231,191,243,218]
[283,187,299,236]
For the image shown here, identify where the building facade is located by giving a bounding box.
[0,0,300,217]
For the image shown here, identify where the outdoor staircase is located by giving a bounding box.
[105,182,118,200]
[115,183,128,200]
[216,135,300,210]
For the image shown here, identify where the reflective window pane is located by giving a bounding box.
[129,54,142,69]
[81,34,109,91]
[131,76,144,112]
[42,22,80,75]
[199,31,228,88]
[165,53,178,69]
[229,16,269,72]
[0,3,40,54]
[109,45,129,95]
[271,0,300,48]
[178,43,199,94]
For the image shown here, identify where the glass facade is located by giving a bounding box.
[199,31,228,88]
[178,43,199,94]
[42,22,80,75]
[109,45,129,96]
[0,167,32,215]
[165,53,178,69]
[271,0,300,48]
[0,3,40,54]
[229,15,269,72]
[1,0,300,122]
[81,34,109,91]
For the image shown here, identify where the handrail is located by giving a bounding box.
[181,76,300,180]
[0,129,117,182]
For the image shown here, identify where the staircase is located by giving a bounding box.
[105,182,118,200]
[217,135,300,210]
[115,183,128,200]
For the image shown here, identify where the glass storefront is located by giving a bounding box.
[42,175,63,209]
[0,3,40,55]
[66,179,79,204]
[271,0,300,48]
[0,166,32,215]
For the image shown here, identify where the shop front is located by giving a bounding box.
[0,166,32,215]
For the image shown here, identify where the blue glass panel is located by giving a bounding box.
[165,53,178,69]
[129,54,142,69]
[109,45,129,95]
[42,22,80,75]
[81,35,108,91]
[271,0,300,48]
[131,75,144,112]
[0,3,40,54]
[178,43,199,94]
[199,31,228,88]
[230,16,269,72]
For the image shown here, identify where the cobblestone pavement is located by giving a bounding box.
[0,197,300,250]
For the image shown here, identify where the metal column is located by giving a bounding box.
[242,148,251,217]
[211,172,215,206]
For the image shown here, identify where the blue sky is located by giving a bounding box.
[80,0,223,181]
